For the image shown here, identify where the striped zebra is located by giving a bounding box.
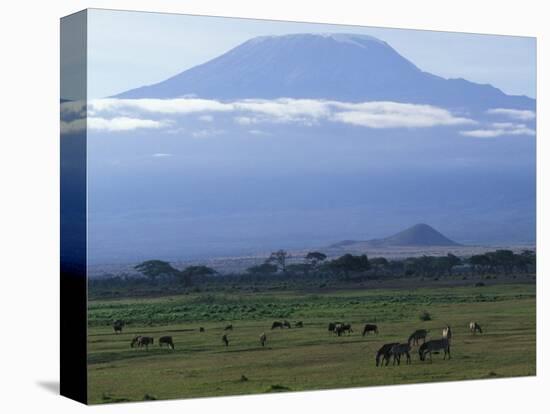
[469,321,483,334]
[408,329,428,346]
[442,325,452,341]
[130,335,142,348]
[419,338,451,362]
[390,343,412,365]
[376,342,399,367]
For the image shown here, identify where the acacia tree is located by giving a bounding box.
[266,250,290,273]
[305,251,327,268]
[134,260,179,282]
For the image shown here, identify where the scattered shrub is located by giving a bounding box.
[265,384,291,393]
[419,311,432,321]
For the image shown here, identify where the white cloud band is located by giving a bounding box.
[487,108,536,121]
[77,97,477,131]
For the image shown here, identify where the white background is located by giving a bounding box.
[0,0,546,412]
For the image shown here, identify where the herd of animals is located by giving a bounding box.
[112,319,484,366]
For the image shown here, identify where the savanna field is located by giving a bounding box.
[87,282,536,404]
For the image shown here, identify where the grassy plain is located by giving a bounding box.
[87,283,535,404]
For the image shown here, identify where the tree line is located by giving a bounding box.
[126,248,535,286]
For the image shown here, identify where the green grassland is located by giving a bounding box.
[87,283,536,404]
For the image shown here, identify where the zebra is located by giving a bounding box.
[442,325,452,341]
[260,332,267,347]
[469,321,483,335]
[222,334,229,347]
[328,322,340,335]
[376,342,399,367]
[390,343,412,365]
[159,336,175,349]
[362,324,379,336]
[419,338,451,362]
[408,329,428,346]
[130,335,142,348]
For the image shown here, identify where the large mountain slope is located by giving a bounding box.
[116,33,534,112]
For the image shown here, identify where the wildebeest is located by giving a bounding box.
[376,342,399,367]
[408,329,428,346]
[222,334,229,347]
[419,338,451,362]
[224,324,233,331]
[328,322,337,335]
[362,324,379,336]
[442,325,452,341]
[295,321,303,328]
[390,343,412,365]
[469,321,483,334]
[260,332,267,347]
[199,327,205,332]
[113,319,124,334]
[137,336,154,350]
[283,320,292,329]
[271,321,284,329]
[343,323,353,334]
[159,336,174,349]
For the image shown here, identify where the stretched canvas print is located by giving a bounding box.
[60,9,537,404]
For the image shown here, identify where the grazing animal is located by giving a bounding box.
[222,334,229,347]
[419,338,451,362]
[260,332,267,347]
[376,342,399,367]
[199,327,205,332]
[337,323,353,336]
[130,335,142,348]
[469,321,483,335]
[137,336,154,350]
[390,343,412,365]
[271,321,284,329]
[328,322,336,334]
[282,320,292,329]
[224,324,233,331]
[442,325,453,341]
[113,320,124,334]
[408,329,428,346]
[362,324,379,336]
[159,336,174,349]
[334,323,352,336]
[295,321,304,328]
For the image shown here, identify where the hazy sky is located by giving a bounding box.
[80,8,536,264]
[87,8,536,100]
